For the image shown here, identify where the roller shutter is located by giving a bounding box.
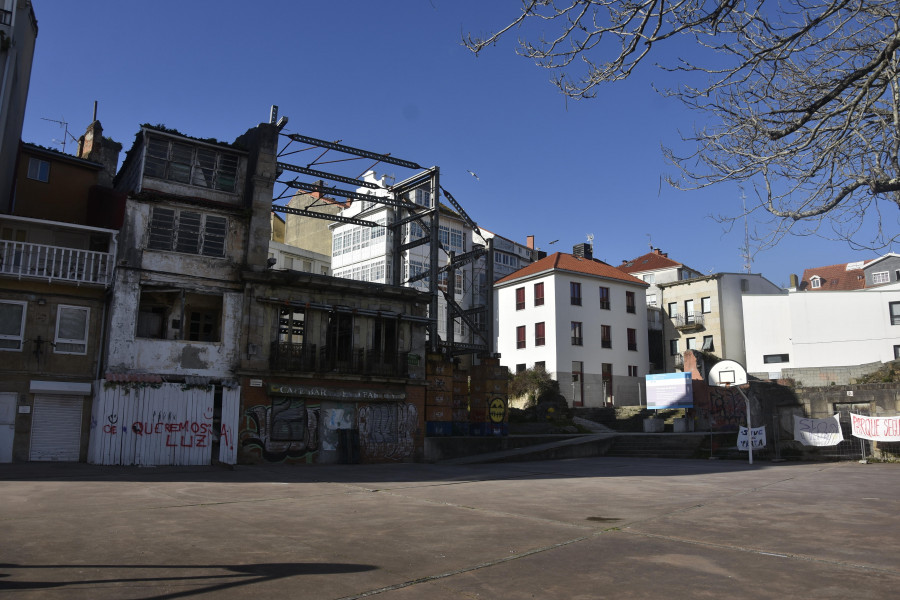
[30,395,83,461]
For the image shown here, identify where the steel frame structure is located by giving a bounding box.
[272,130,492,356]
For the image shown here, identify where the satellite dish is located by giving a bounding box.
[708,359,748,387]
[586,233,594,243]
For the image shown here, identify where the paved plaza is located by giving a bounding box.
[1,457,898,599]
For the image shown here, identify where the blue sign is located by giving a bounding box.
[645,373,694,409]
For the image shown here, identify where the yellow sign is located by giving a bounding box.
[489,398,505,423]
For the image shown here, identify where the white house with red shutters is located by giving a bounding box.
[494,245,650,407]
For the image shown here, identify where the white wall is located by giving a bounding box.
[743,287,900,376]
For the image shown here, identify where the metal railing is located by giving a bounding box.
[674,313,705,329]
[270,342,409,377]
[0,240,113,285]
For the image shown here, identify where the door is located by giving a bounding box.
[30,395,83,461]
[0,392,16,463]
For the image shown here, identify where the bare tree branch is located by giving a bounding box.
[465,1,900,251]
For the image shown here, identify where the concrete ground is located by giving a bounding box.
[1,457,898,599]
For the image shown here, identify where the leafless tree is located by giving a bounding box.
[464,1,900,250]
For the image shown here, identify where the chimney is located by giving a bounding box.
[77,118,121,188]
[526,235,534,250]
[573,242,593,260]
[789,273,799,290]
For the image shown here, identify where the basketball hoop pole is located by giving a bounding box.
[726,382,753,465]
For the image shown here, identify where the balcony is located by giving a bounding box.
[0,240,113,286]
[270,342,410,377]
[673,313,705,331]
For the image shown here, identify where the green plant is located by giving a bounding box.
[508,366,559,409]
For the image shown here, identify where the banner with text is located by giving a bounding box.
[793,415,843,447]
[850,413,900,442]
[737,426,766,450]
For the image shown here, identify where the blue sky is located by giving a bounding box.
[21,1,895,286]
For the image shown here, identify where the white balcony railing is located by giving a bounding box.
[0,240,113,286]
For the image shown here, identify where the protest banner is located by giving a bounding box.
[793,415,843,447]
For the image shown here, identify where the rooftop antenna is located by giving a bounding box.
[41,117,77,153]
[740,188,752,273]
[586,233,594,245]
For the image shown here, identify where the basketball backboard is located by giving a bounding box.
[708,359,748,387]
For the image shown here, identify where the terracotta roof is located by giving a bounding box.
[618,250,683,274]
[495,252,646,286]
[800,261,870,291]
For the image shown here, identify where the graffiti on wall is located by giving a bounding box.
[241,399,320,462]
[705,386,745,431]
[358,402,417,461]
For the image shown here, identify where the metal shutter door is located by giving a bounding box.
[30,395,83,461]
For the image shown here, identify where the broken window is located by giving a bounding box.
[143,133,239,192]
[326,311,354,365]
[278,308,305,344]
[136,288,222,342]
[147,207,227,257]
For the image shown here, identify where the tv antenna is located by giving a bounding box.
[41,117,77,153]
[586,233,594,244]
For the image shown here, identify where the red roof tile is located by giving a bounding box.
[495,252,646,286]
[618,250,682,274]
[800,261,871,291]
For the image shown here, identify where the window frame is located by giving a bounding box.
[0,300,27,351]
[148,207,227,257]
[890,302,900,326]
[535,322,546,346]
[669,339,679,355]
[54,305,90,355]
[601,324,612,349]
[516,325,526,349]
[571,321,583,346]
[763,353,790,364]
[599,286,610,310]
[534,282,544,306]
[701,297,712,313]
[626,291,636,314]
[668,302,678,317]
[702,335,714,351]
[27,157,51,182]
[570,281,582,306]
[143,134,239,192]
[810,276,821,289]
[627,328,637,351]
[515,287,525,311]
[873,271,889,285]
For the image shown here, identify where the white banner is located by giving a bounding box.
[850,413,900,442]
[793,415,843,447]
[737,426,766,450]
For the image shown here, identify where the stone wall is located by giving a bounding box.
[753,361,885,387]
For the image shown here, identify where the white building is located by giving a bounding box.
[495,249,650,407]
[268,239,330,276]
[743,283,900,379]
